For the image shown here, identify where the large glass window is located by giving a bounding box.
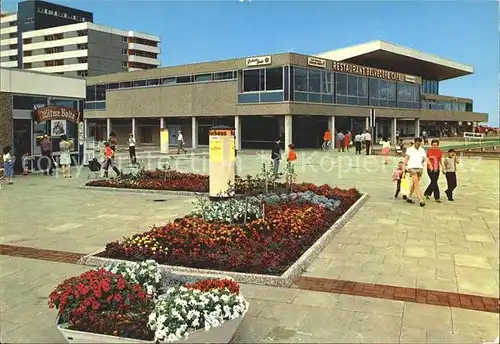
[13,95,47,110]
[265,67,283,91]
[50,98,77,108]
[86,85,96,101]
[322,71,333,94]
[369,78,397,107]
[397,83,420,109]
[422,79,439,94]
[294,67,308,92]
[336,73,347,95]
[243,69,264,92]
[95,84,106,101]
[336,73,368,105]
[308,69,321,93]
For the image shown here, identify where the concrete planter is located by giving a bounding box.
[56,308,247,343]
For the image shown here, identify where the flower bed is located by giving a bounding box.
[49,260,248,343]
[100,184,360,275]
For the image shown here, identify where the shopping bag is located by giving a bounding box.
[400,177,409,196]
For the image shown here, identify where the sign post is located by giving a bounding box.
[369,109,376,155]
[209,125,235,198]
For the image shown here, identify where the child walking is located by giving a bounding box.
[286,144,297,184]
[380,137,391,164]
[443,148,459,201]
[392,161,407,200]
[22,153,30,175]
[2,146,15,184]
[103,142,121,178]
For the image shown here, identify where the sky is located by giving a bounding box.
[3,0,499,126]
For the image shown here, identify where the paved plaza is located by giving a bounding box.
[1,150,499,343]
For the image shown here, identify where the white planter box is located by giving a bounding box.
[56,309,247,344]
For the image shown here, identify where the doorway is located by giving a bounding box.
[13,119,31,173]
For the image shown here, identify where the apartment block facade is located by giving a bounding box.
[0,0,160,77]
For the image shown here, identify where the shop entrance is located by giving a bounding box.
[198,117,234,146]
[292,116,329,148]
[241,116,282,149]
[13,119,31,173]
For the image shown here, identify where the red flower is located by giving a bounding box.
[113,293,122,302]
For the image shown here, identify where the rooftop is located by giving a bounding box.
[316,40,473,81]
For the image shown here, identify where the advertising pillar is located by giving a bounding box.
[160,128,169,154]
[209,126,235,198]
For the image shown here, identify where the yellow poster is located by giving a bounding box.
[230,138,235,161]
[209,137,223,163]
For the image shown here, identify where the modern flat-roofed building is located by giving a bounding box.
[83,40,488,150]
[0,0,160,77]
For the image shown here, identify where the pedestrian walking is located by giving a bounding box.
[380,136,391,164]
[363,130,372,155]
[354,133,363,154]
[322,129,332,150]
[424,139,444,203]
[177,130,187,154]
[344,131,351,151]
[103,142,121,177]
[2,146,15,184]
[40,134,53,176]
[392,161,407,199]
[271,139,281,175]
[128,133,137,165]
[404,137,429,207]
[336,131,345,152]
[443,148,460,201]
[59,134,73,178]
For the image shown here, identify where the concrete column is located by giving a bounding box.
[191,116,198,149]
[392,117,397,145]
[106,118,111,138]
[330,116,336,149]
[234,115,241,150]
[284,115,292,149]
[365,117,369,131]
[84,119,88,139]
[131,118,136,138]
[160,117,165,129]
[415,118,421,137]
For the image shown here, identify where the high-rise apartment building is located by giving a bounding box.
[0,0,160,77]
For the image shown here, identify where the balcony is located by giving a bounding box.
[0,49,17,58]
[127,55,160,66]
[0,60,18,68]
[0,25,17,35]
[22,36,88,50]
[128,42,160,54]
[0,37,18,46]
[23,49,88,63]
[29,62,88,73]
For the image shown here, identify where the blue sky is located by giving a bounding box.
[4,0,499,125]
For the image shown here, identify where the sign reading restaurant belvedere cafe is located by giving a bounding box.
[33,106,80,123]
[331,61,402,82]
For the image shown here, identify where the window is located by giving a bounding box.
[86,86,96,101]
[122,61,127,68]
[147,79,159,86]
[13,95,47,110]
[120,81,132,88]
[194,74,212,82]
[243,69,264,92]
[293,67,308,92]
[77,44,88,50]
[23,63,32,68]
[133,80,146,87]
[9,33,16,38]
[369,78,397,107]
[9,56,17,61]
[335,73,347,95]
[122,36,128,43]
[214,71,235,80]
[176,76,191,84]
[347,75,357,96]
[23,38,32,44]
[24,51,32,57]
[397,83,420,109]
[121,49,128,55]
[161,77,176,85]
[78,57,87,64]
[107,83,119,89]
[9,44,17,50]
[306,69,320,93]
[95,85,106,101]
[77,71,88,77]
[9,21,16,26]
[322,71,333,94]
[265,67,283,91]
[77,30,87,37]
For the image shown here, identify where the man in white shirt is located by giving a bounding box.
[128,133,137,165]
[354,133,363,155]
[404,137,430,207]
[177,130,187,154]
[363,130,372,155]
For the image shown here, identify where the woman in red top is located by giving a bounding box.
[424,139,444,202]
[344,131,351,151]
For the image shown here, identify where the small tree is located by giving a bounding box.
[162,156,175,182]
[284,162,298,193]
[192,193,209,221]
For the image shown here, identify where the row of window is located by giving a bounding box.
[86,71,238,101]
[123,36,158,47]
[422,100,471,112]
[422,79,439,95]
[36,7,89,22]
[12,95,80,110]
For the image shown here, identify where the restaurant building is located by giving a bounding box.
[83,40,488,150]
[0,67,85,172]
